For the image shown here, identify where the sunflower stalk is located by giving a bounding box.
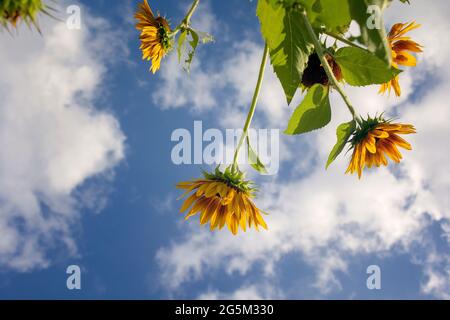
[172,0,200,35]
[301,11,363,126]
[182,0,200,27]
[232,43,269,171]
[323,31,366,51]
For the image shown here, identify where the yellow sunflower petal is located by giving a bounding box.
[395,51,417,67]
[180,193,198,213]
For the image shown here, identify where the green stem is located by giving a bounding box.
[175,0,200,32]
[301,12,362,125]
[323,31,365,50]
[184,0,200,24]
[232,43,269,170]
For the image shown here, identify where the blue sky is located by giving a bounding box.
[1,0,450,299]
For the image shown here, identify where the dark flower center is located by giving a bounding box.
[302,53,329,88]
[301,53,342,88]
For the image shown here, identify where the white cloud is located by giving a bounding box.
[153,54,222,111]
[153,40,289,126]
[189,0,219,35]
[198,283,283,300]
[0,6,126,271]
[421,251,450,299]
[155,0,450,298]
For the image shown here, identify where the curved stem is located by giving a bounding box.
[185,0,200,24]
[323,31,365,50]
[301,12,362,125]
[175,0,200,32]
[232,43,269,170]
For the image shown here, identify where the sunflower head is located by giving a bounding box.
[135,0,172,73]
[155,16,171,50]
[0,0,47,30]
[301,52,343,89]
[346,115,416,178]
[176,166,268,235]
[380,21,423,97]
[202,166,257,195]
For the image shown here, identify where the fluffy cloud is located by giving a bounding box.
[155,0,450,298]
[0,6,125,270]
[154,40,289,125]
[152,1,223,112]
[421,252,450,299]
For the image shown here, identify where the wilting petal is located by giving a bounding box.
[176,169,268,235]
[380,22,422,97]
[347,119,415,178]
[135,1,170,73]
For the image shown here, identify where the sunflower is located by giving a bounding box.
[302,53,343,89]
[135,0,172,74]
[380,21,423,96]
[346,116,416,178]
[0,0,48,30]
[176,167,268,235]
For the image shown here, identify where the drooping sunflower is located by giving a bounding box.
[135,0,171,74]
[176,167,268,235]
[346,116,416,178]
[0,0,49,31]
[380,21,423,97]
[302,52,343,89]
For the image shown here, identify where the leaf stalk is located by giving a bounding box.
[232,43,269,170]
[301,11,362,126]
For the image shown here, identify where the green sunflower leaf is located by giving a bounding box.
[177,28,213,72]
[300,0,352,33]
[284,84,331,135]
[257,0,314,105]
[326,120,356,169]
[334,46,401,86]
[186,29,199,71]
[177,29,188,63]
[348,0,392,65]
[196,30,214,44]
[246,137,268,174]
